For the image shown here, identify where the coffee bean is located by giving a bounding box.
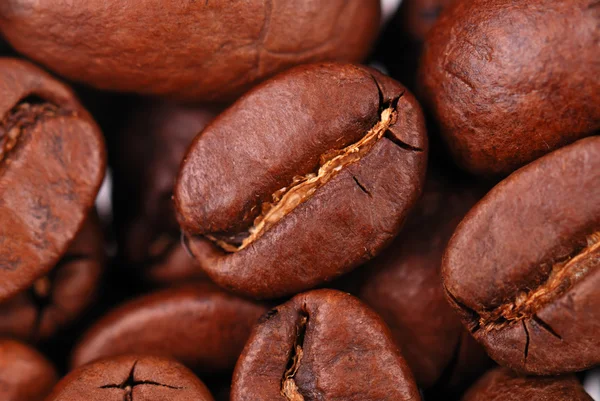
[112,101,218,285]
[232,289,421,400]
[0,212,104,342]
[360,172,490,390]
[0,58,106,301]
[71,282,267,373]
[46,354,214,401]
[0,1,380,101]
[175,63,427,299]
[419,0,600,176]
[462,367,593,401]
[0,338,57,401]
[443,137,600,375]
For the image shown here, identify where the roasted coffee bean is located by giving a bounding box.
[112,101,218,284]
[419,0,600,176]
[0,338,58,401]
[175,63,428,299]
[0,213,104,342]
[360,172,490,390]
[71,282,267,373]
[231,289,421,400]
[0,58,106,301]
[47,354,214,401]
[443,137,600,375]
[0,1,380,101]
[462,367,593,401]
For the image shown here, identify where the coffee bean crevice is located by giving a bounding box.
[447,230,600,336]
[281,309,309,401]
[0,98,74,163]
[206,94,406,254]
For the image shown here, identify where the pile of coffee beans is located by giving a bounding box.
[0,0,598,400]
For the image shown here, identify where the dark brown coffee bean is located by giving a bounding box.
[71,282,268,373]
[0,58,106,301]
[47,354,214,401]
[175,63,428,299]
[419,0,600,176]
[443,137,600,375]
[360,172,490,390]
[0,1,380,101]
[462,367,593,401]
[112,101,218,284]
[0,338,58,401]
[232,289,421,400]
[0,212,104,342]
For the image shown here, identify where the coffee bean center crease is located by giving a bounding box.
[477,231,600,332]
[0,100,74,162]
[100,360,184,401]
[207,99,401,253]
[281,310,309,401]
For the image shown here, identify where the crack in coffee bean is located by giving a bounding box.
[27,253,92,341]
[0,98,75,163]
[522,321,530,359]
[476,231,600,331]
[207,99,402,253]
[281,310,309,401]
[531,314,562,340]
[100,360,183,401]
[445,232,600,340]
[28,276,53,341]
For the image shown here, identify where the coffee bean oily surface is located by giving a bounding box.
[360,172,490,389]
[0,338,58,401]
[0,1,380,101]
[175,63,428,299]
[443,137,600,375]
[112,102,218,284]
[71,282,267,372]
[0,213,104,342]
[462,367,593,401]
[231,289,421,401]
[46,354,214,401]
[419,0,600,176]
[0,58,105,301]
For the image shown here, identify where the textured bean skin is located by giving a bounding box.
[231,289,421,401]
[443,137,600,375]
[0,339,57,401]
[47,355,214,401]
[419,0,600,176]
[71,282,268,373]
[462,367,593,401]
[0,58,105,301]
[175,63,427,299]
[360,173,490,389]
[0,0,380,101]
[0,213,104,342]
